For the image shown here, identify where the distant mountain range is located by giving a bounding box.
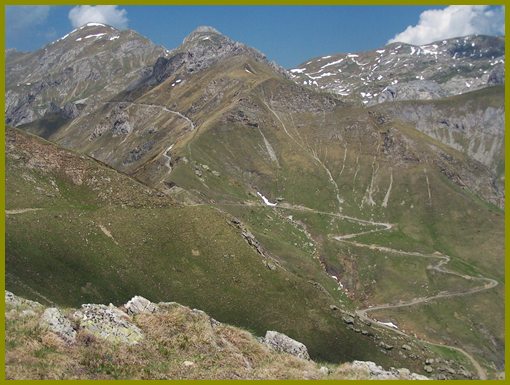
[290,35,504,105]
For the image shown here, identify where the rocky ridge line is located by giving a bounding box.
[6,291,428,380]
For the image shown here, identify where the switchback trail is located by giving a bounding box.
[211,200,496,379]
[302,203,495,379]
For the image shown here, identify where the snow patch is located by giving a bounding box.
[290,68,306,74]
[320,58,344,69]
[84,33,107,39]
[109,35,120,41]
[256,192,277,207]
[378,321,399,329]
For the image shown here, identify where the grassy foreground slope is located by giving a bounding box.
[6,292,434,380]
[7,127,429,369]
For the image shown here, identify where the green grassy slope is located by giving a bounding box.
[7,127,431,370]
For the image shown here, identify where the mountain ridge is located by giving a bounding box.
[290,34,504,105]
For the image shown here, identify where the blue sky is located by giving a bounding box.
[5,5,505,68]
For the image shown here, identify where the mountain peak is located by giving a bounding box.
[191,25,221,34]
[81,22,113,28]
[183,25,225,45]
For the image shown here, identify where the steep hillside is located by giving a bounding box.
[5,23,167,127]
[6,127,454,372]
[290,35,504,105]
[372,86,504,180]
[289,36,504,205]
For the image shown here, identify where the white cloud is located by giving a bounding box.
[6,6,51,32]
[388,6,505,45]
[68,5,128,29]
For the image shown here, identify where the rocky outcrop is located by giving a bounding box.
[229,217,281,270]
[488,64,504,85]
[40,307,77,343]
[378,80,447,104]
[46,101,82,120]
[5,290,44,309]
[5,291,434,380]
[124,295,159,315]
[91,102,132,139]
[72,304,143,345]
[263,330,310,360]
[348,361,429,380]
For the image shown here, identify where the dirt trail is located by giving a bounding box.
[329,214,496,380]
[104,101,195,131]
[6,208,42,215]
[211,200,494,379]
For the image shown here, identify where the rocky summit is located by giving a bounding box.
[5,22,505,380]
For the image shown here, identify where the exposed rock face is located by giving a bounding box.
[46,101,82,120]
[5,290,43,309]
[371,85,505,208]
[349,361,429,380]
[488,64,504,85]
[91,102,132,139]
[73,304,143,344]
[124,295,159,315]
[263,330,310,360]
[5,23,166,127]
[378,80,447,103]
[229,217,281,270]
[387,101,504,172]
[40,307,77,343]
